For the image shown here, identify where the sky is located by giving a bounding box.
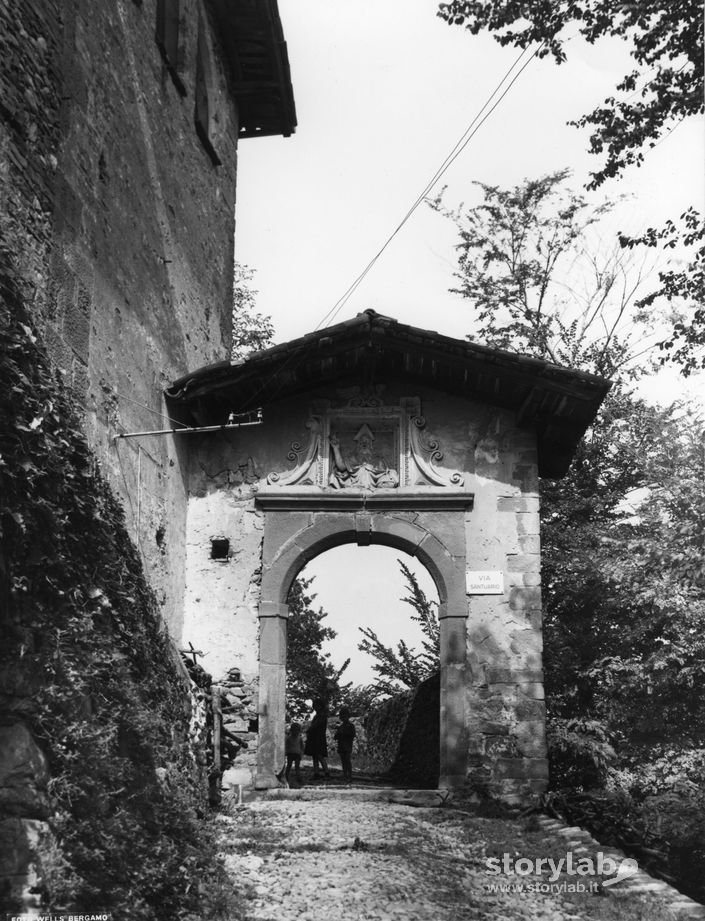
[233,1,704,686]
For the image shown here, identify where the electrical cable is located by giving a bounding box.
[314,42,544,332]
[233,41,546,412]
[115,390,191,430]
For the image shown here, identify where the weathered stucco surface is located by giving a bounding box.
[181,379,547,801]
[184,471,265,682]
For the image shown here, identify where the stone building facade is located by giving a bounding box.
[0,0,296,635]
[167,309,610,801]
[1,1,295,907]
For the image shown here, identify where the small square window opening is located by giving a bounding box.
[210,537,230,560]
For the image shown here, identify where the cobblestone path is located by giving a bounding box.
[215,788,694,921]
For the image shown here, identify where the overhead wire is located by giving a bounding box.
[314,40,546,332]
[114,390,191,431]
[233,40,546,412]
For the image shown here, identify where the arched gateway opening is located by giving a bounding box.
[254,496,471,789]
[167,310,609,803]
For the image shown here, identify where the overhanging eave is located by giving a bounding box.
[166,310,611,479]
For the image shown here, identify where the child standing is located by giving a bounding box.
[334,707,356,783]
[285,722,305,786]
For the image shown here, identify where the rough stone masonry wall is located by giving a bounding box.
[0,1,238,911]
[0,0,62,338]
[1,0,241,638]
[219,668,260,780]
[59,0,241,638]
[465,415,547,802]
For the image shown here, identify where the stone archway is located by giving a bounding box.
[253,494,472,789]
[170,311,611,801]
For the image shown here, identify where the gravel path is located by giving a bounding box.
[214,788,689,921]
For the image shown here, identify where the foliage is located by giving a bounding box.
[429,170,661,376]
[354,689,414,776]
[542,788,671,880]
[532,317,705,899]
[601,746,705,902]
[351,674,441,786]
[0,270,229,919]
[231,262,275,360]
[543,781,705,903]
[357,560,440,695]
[437,2,705,372]
[424,28,705,884]
[433,170,705,748]
[285,576,350,720]
[546,718,616,790]
[341,684,384,715]
[622,209,705,375]
[437,1,704,189]
[609,745,705,799]
[543,403,705,745]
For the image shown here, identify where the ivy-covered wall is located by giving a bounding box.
[0,275,215,918]
[358,675,440,789]
[0,10,244,906]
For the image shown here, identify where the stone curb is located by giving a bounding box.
[534,816,705,919]
[254,786,454,807]
[254,785,394,803]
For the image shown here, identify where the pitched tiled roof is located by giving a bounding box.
[166,310,611,478]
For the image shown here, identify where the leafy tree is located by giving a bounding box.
[341,684,384,715]
[622,210,705,375]
[541,400,705,743]
[429,170,662,376]
[436,171,705,766]
[231,262,275,360]
[357,560,440,695]
[591,407,705,743]
[286,575,349,720]
[437,1,705,372]
[437,1,704,189]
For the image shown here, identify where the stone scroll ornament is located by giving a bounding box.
[265,416,322,486]
[265,406,464,489]
[408,415,464,487]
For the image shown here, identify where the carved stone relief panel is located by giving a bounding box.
[266,395,464,489]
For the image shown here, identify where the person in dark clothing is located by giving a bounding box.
[334,707,356,783]
[304,697,329,779]
[285,722,305,786]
